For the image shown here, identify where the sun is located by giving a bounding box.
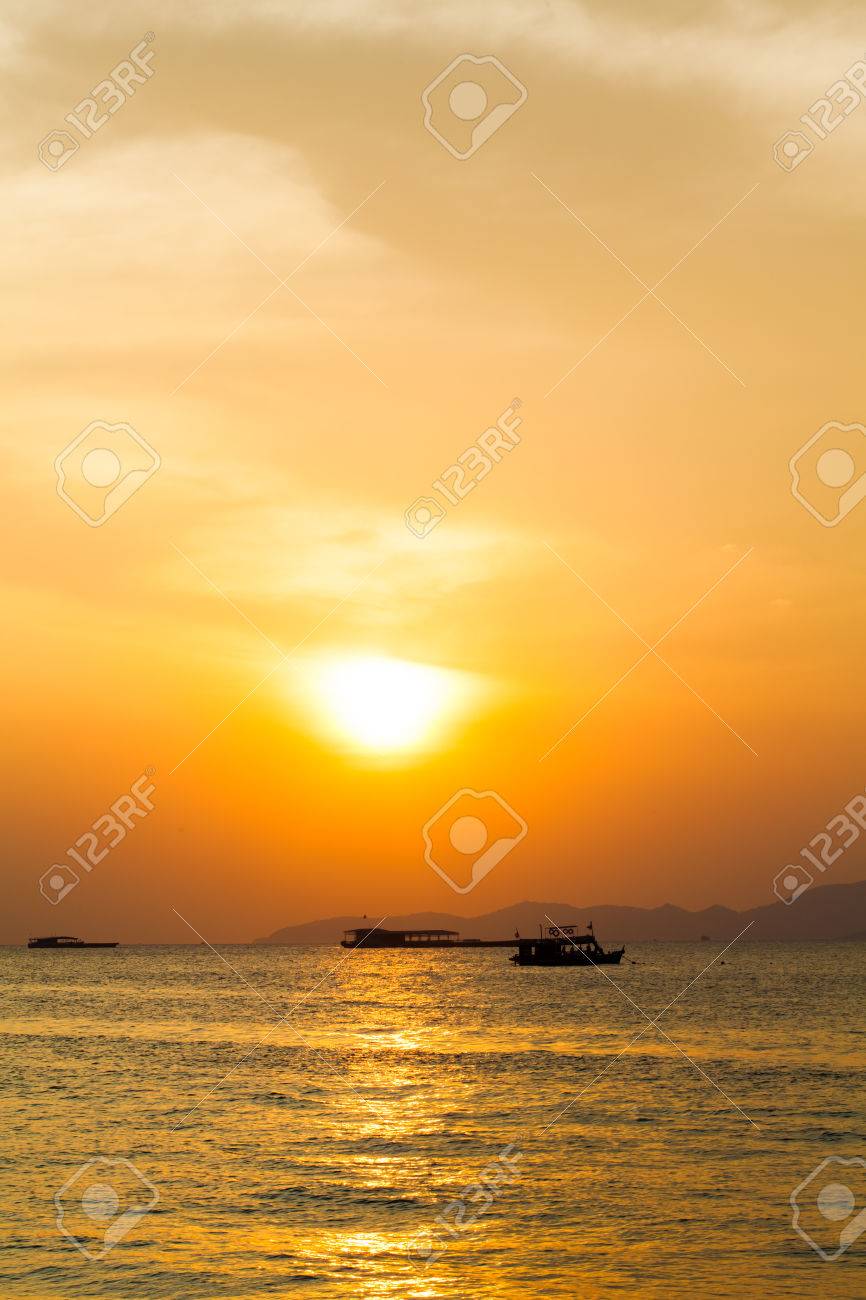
[309,654,462,754]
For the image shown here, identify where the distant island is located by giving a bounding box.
[255,877,866,945]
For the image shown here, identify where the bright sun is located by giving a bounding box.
[311,654,460,753]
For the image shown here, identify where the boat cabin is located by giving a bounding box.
[510,923,624,967]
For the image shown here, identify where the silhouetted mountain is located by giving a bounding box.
[255,878,866,944]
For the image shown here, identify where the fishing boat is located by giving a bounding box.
[27,935,118,950]
[510,922,624,967]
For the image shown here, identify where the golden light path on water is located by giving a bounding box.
[2,943,866,1297]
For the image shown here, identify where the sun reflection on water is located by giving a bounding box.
[4,944,865,1296]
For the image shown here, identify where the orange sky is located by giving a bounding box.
[4,2,866,941]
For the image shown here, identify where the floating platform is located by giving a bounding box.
[28,935,118,949]
[342,927,518,949]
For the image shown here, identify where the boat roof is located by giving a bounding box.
[344,927,459,937]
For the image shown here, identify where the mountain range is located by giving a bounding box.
[256,877,866,944]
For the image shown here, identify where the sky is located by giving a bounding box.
[4,0,866,942]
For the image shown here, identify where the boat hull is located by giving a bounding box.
[510,950,624,966]
[27,941,118,949]
[510,935,625,967]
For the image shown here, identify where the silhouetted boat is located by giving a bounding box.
[27,935,118,949]
[510,923,624,966]
[341,927,458,948]
[340,926,521,949]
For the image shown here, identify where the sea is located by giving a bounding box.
[2,941,865,1298]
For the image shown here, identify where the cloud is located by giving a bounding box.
[5,0,864,105]
[16,131,385,270]
[4,132,395,364]
[170,498,529,615]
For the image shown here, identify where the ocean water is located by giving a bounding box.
[2,941,865,1298]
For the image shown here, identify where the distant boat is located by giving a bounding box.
[341,927,458,949]
[27,935,118,949]
[510,923,624,967]
[340,927,521,949]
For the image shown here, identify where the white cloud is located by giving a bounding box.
[5,0,863,104]
[3,132,398,365]
[16,132,385,273]
[171,498,526,611]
